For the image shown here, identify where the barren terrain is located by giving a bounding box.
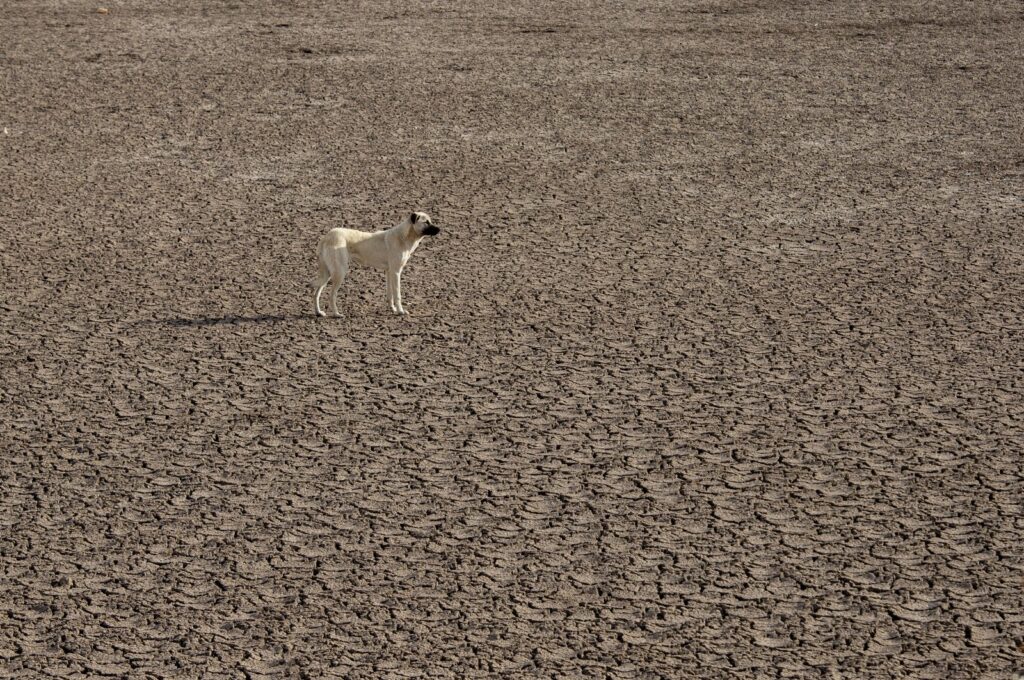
[2,1,1023,677]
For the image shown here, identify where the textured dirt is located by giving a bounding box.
[2,1,1023,677]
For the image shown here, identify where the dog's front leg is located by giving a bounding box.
[387,269,405,315]
[385,271,396,313]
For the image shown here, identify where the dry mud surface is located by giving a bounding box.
[2,1,1023,677]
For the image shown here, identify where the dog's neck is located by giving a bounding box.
[398,220,422,244]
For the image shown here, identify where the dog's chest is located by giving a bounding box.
[402,240,421,264]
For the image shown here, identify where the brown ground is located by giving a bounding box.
[2,1,1023,677]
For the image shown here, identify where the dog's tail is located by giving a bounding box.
[313,258,329,288]
[313,236,330,288]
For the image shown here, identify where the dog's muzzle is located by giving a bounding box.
[424,225,441,236]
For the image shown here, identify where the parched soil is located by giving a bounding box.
[2,1,1023,677]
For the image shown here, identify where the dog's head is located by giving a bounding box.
[409,212,441,237]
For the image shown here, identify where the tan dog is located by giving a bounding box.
[314,212,441,317]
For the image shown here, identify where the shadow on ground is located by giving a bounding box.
[138,314,304,327]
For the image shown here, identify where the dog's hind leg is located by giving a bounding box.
[327,247,350,317]
[314,259,330,317]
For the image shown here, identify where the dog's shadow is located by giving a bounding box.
[138,314,305,328]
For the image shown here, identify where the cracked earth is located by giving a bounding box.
[2,0,1023,677]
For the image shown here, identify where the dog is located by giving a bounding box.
[314,211,441,317]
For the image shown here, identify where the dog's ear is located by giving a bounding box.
[410,212,419,224]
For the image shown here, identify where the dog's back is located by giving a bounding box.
[319,227,374,251]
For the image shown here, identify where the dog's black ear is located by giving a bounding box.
[410,212,419,224]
